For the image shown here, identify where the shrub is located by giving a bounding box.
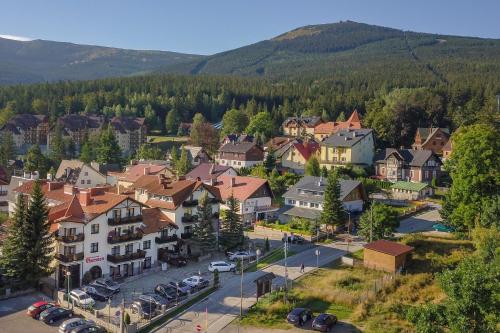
[264,237,270,252]
[82,271,92,285]
[124,312,131,325]
[213,270,220,287]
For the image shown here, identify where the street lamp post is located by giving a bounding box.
[239,257,244,319]
[256,248,261,267]
[315,249,320,269]
[176,282,179,306]
[66,271,71,309]
[283,233,288,304]
[347,212,351,253]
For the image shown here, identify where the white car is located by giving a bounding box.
[208,261,236,272]
[228,251,255,261]
[182,276,209,290]
[69,290,95,308]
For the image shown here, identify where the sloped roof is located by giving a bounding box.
[283,176,363,203]
[219,142,261,154]
[314,110,362,135]
[290,141,319,160]
[374,149,441,167]
[364,240,414,257]
[112,164,169,183]
[415,128,450,146]
[0,114,48,133]
[185,163,233,182]
[110,117,145,133]
[265,137,294,151]
[58,114,104,131]
[442,138,453,152]
[283,116,322,128]
[322,128,373,147]
[215,175,272,202]
[55,160,84,179]
[142,207,177,234]
[53,195,86,223]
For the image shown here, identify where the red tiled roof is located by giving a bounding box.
[314,110,362,135]
[112,164,169,183]
[185,163,233,182]
[54,195,86,223]
[215,175,270,202]
[364,239,414,257]
[142,207,177,234]
[292,141,319,160]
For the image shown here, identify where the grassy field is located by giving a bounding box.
[241,235,474,332]
[258,221,312,236]
[246,248,296,272]
[147,135,189,143]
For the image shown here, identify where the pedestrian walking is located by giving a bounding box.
[300,263,305,273]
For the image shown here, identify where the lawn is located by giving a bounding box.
[258,221,312,236]
[241,235,474,333]
[147,135,189,143]
[246,248,296,272]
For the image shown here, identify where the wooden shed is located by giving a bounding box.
[363,240,414,273]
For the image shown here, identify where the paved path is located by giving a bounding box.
[395,209,442,236]
[155,241,363,333]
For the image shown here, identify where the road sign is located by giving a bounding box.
[196,324,202,332]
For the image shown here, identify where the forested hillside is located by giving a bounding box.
[0,37,203,84]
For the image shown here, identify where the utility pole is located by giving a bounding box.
[370,200,374,243]
[283,233,288,304]
[240,257,244,319]
[347,212,351,253]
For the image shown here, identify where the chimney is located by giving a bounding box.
[230,177,236,187]
[79,190,92,206]
[144,166,151,175]
[64,184,76,195]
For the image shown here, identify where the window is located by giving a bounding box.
[84,172,88,176]
[86,179,91,184]
[91,224,99,234]
[127,208,134,217]
[81,180,85,184]
[125,244,133,255]
[143,240,151,250]
[90,242,99,253]
[112,246,120,255]
[144,257,151,269]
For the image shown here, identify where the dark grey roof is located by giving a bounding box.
[280,206,322,220]
[322,129,373,147]
[110,117,145,133]
[374,149,441,167]
[283,116,322,128]
[58,114,104,131]
[1,114,48,133]
[416,127,450,140]
[219,142,260,153]
[283,176,362,203]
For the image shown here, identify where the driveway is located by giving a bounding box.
[0,293,59,333]
[154,241,363,333]
[395,209,442,236]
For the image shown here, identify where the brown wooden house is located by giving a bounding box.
[363,240,414,273]
[412,128,450,154]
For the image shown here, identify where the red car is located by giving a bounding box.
[27,301,58,319]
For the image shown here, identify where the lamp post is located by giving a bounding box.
[283,233,288,304]
[315,249,320,269]
[108,298,111,324]
[239,257,244,320]
[347,212,351,253]
[256,248,261,267]
[66,271,71,309]
[176,282,179,306]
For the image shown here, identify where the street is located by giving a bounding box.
[154,241,363,333]
[395,208,442,236]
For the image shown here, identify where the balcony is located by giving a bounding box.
[182,199,198,207]
[107,214,143,226]
[55,252,84,263]
[55,233,85,243]
[107,230,143,244]
[107,250,146,264]
[181,214,197,223]
[0,190,7,197]
[180,232,193,240]
[155,234,178,244]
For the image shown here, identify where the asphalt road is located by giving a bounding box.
[0,293,59,333]
[154,241,362,333]
[395,209,442,236]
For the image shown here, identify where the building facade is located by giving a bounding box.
[55,160,107,188]
[319,129,374,169]
[313,110,362,141]
[282,116,322,137]
[217,142,264,169]
[110,117,147,155]
[412,128,450,155]
[0,114,49,153]
[281,140,319,174]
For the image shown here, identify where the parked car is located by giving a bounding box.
[154,284,185,300]
[82,285,114,302]
[208,261,236,272]
[139,293,174,308]
[27,301,57,319]
[282,234,305,244]
[287,308,312,326]
[312,313,337,332]
[40,307,73,324]
[182,276,209,290]
[432,223,455,233]
[69,324,107,333]
[131,300,157,319]
[228,251,255,261]
[168,280,193,294]
[59,318,95,333]
[69,290,95,308]
[167,256,187,267]
[94,278,120,294]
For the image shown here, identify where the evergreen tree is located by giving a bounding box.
[79,141,94,163]
[336,111,346,121]
[65,139,76,159]
[136,144,163,160]
[321,166,329,178]
[305,156,321,176]
[263,148,276,170]
[23,180,53,286]
[192,191,216,252]
[220,194,243,250]
[0,131,16,166]
[49,123,65,165]
[170,146,179,166]
[189,113,206,146]
[358,203,399,241]
[0,195,28,280]
[24,145,48,177]
[165,108,181,134]
[176,147,192,176]
[320,169,346,228]
[96,126,122,166]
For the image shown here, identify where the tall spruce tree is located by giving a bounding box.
[0,195,28,281]
[96,126,122,166]
[23,180,53,286]
[220,193,243,250]
[0,131,16,166]
[320,169,346,228]
[176,147,192,176]
[192,191,217,252]
[49,123,66,165]
[24,145,48,177]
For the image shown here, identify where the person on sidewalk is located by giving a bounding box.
[300,263,305,273]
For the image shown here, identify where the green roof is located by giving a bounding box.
[391,181,429,192]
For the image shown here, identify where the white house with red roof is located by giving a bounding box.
[11,180,176,287]
[314,110,362,141]
[214,175,276,225]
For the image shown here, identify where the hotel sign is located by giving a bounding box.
[86,256,105,264]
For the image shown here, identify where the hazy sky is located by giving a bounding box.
[1,0,499,55]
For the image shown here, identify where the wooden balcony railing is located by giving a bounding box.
[55,252,84,263]
[181,214,197,223]
[55,233,85,243]
[107,214,143,226]
[107,250,146,264]
[107,230,143,244]
[155,234,178,244]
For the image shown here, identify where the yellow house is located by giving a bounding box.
[281,141,320,174]
[282,117,322,137]
[319,128,374,169]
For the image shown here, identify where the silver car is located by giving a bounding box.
[94,278,120,294]
[59,318,94,333]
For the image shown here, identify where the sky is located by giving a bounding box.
[1,0,499,55]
